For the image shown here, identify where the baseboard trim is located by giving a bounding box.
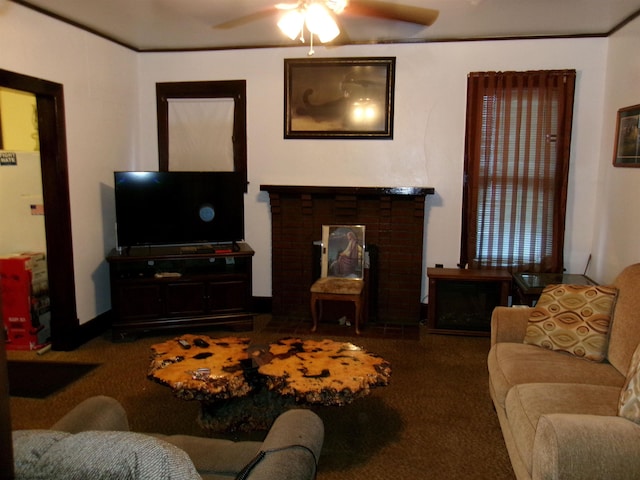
[76,311,111,346]
[71,297,272,349]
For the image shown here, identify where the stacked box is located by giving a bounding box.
[0,252,51,350]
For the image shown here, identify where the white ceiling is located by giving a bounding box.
[11,0,640,52]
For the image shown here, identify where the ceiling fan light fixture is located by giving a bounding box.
[326,0,348,14]
[305,3,340,42]
[277,9,305,40]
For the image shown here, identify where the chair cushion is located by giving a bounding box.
[151,433,262,476]
[310,277,363,295]
[523,284,618,362]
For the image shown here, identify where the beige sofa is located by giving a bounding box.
[12,395,324,480]
[488,263,640,480]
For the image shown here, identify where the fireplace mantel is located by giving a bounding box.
[260,185,434,197]
[260,184,435,325]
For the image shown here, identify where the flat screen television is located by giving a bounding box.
[114,171,245,248]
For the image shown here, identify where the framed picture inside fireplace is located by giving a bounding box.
[321,225,366,279]
[284,57,395,139]
[613,104,640,167]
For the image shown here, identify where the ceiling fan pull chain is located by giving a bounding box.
[308,31,315,55]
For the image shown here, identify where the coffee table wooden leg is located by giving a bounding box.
[354,297,361,335]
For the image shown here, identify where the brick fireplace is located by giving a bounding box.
[260,185,434,325]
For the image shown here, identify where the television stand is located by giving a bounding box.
[106,242,254,341]
[179,242,240,255]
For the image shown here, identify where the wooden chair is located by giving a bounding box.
[310,277,365,335]
[310,226,368,335]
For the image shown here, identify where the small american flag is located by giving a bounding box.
[30,204,45,215]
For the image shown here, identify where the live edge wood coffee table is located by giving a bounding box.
[148,334,391,432]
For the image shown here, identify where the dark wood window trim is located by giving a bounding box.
[156,80,247,189]
[460,70,576,273]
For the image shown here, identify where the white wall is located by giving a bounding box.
[3,2,633,326]
[590,16,640,283]
[0,152,46,254]
[139,38,607,301]
[0,3,139,324]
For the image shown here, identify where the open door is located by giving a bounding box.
[0,69,78,351]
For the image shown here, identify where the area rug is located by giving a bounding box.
[8,361,99,399]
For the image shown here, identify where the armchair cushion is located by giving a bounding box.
[153,409,323,480]
[13,430,201,480]
[13,396,324,480]
[523,284,617,362]
[51,395,129,433]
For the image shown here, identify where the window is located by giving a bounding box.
[460,70,576,273]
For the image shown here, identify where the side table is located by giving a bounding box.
[427,268,512,336]
[512,272,597,306]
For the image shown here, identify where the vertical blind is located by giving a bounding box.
[461,70,576,273]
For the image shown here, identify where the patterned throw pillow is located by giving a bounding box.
[619,343,640,423]
[523,284,618,362]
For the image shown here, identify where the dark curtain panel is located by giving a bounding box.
[460,70,576,273]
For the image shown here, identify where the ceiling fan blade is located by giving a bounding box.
[328,14,352,45]
[213,7,279,29]
[346,0,439,26]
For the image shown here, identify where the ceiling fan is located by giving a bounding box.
[214,0,439,54]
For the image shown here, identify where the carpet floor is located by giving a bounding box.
[7,316,514,479]
[7,360,98,398]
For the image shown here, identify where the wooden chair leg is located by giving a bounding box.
[310,295,318,332]
[311,291,364,335]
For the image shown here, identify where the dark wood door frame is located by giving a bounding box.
[0,69,79,351]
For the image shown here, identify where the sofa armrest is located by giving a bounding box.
[490,306,532,346]
[50,396,129,433]
[242,409,324,480]
[532,413,640,480]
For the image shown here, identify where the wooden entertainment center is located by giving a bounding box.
[106,243,254,340]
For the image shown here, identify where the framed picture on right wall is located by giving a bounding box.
[613,104,640,167]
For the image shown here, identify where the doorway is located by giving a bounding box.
[0,69,78,351]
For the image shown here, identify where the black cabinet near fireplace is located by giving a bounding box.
[107,243,254,340]
[427,268,512,336]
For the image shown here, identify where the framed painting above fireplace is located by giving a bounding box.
[284,57,395,139]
